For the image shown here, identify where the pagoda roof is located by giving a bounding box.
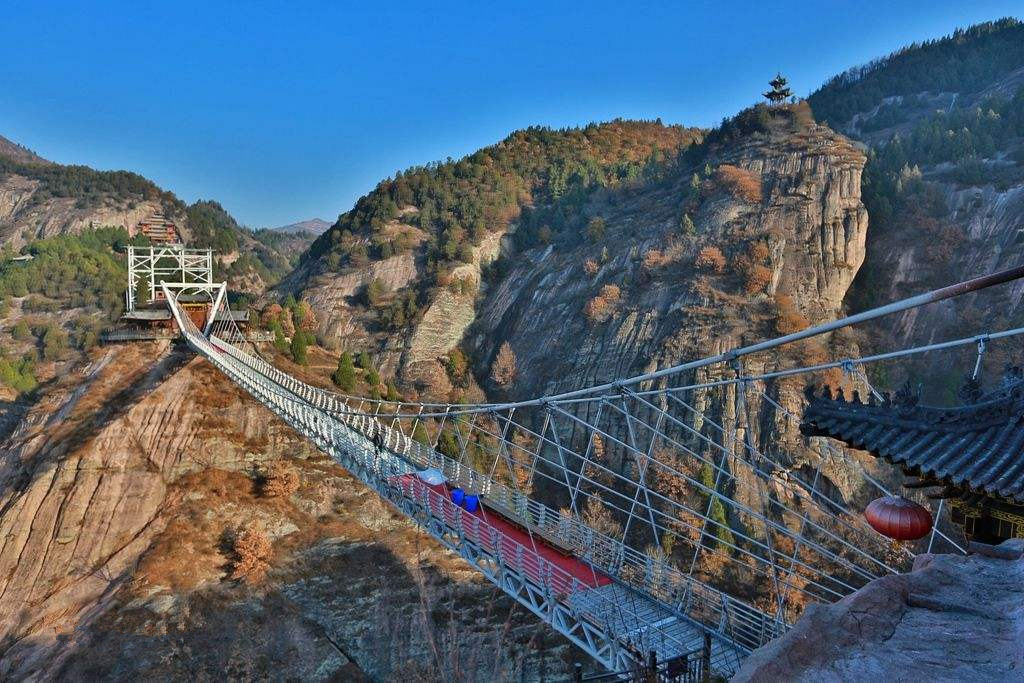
[800,369,1024,504]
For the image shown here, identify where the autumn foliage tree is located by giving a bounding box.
[490,342,517,386]
[584,284,621,323]
[262,461,300,498]
[695,246,726,273]
[775,294,810,334]
[230,523,272,585]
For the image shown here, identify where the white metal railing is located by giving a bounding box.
[207,333,785,651]
[165,287,743,672]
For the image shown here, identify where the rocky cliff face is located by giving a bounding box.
[469,119,867,400]
[733,541,1024,682]
[0,173,169,250]
[0,343,580,680]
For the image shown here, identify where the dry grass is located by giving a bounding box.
[715,164,763,203]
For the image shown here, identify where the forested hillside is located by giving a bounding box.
[0,141,314,398]
[808,18,1024,401]
[810,18,1024,128]
[304,120,701,278]
[285,120,701,372]
[186,200,312,295]
[0,227,148,397]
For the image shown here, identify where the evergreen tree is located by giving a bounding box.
[133,276,151,307]
[357,351,373,369]
[270,320,288,354]
[680,213,696,235]
[290,331,308,365]
[332,352,356,390]
[699,460,735,550]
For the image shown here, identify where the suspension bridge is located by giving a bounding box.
[159,265,1024,678]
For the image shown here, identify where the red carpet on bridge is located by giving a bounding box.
[393,474,611,593]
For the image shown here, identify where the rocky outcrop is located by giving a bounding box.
[401,230,504,390]
[0,174,167,249]
[470,121,868,399]
[0,343,581,681]
[733,541,1024,682]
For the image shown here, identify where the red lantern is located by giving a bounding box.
[864,496,933,541]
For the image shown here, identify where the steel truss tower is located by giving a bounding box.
[126,244,215,311]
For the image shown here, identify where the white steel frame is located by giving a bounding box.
[126,245,215,311]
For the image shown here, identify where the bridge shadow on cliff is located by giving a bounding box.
[0,344,195,506]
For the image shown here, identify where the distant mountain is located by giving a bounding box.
[270,218,332,235]
[0,134,48,164]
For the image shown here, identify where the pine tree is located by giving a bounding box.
[680,213,696,236]
[357,351,373,370]
[290,331,308,365]
[271,321,288,354]
[332,352,356,390]
[133,276,150,308]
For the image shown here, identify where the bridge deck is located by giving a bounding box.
[394,474,612,590]
[163,285,756,674]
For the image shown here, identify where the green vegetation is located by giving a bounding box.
[699,460,735,551]
[187,200,240,253]
[376,289,420,332]
[332,352,356,391]
[868,88,1024,185]
[0,226,146,319]
[0,156,182,213]
[809,19,1024,127]
[0,351,36,393]
[290,331,308,365]
[188,201,298,285]
[305,121,701,283]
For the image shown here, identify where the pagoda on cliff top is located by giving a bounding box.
[800,368,1024,544]
[763,73,793,106]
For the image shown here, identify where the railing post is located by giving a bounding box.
[701,633,712,683]
[646,650,658,683]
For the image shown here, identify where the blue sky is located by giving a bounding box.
[0,2,1020,229]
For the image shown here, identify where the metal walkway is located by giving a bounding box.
[159,265,1024,676]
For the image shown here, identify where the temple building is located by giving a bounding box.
[800,369,1024,544]
[134,212,181,244]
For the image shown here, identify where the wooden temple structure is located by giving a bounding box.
[134,212,181,244]
[800,369,1024,545]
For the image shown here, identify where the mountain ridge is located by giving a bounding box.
[269,218,332,235]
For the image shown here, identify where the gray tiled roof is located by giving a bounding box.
[800,373,1024,504]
